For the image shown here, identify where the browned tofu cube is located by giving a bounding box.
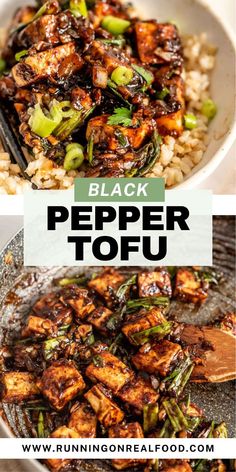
[156,109,184,137]
[12,42,84,87]
[138,269,172,298]
[135,21,182,65]
[68,402,97,437]
[122,307,168,345]
[86,115,152,152]
[88,269,125,305]
[21,315,55,338]
[47,427,79,472]
[109,422,146,470]
[85,384,124,428]
[86,351,133,393]
[174,268,209,303]
[87,306,114,335]
[132,340,182,377]
[1,372,39,402]
[60,286,95,320]
[118,376,158,412]
[163,462,192,472]
[37,360,85,411]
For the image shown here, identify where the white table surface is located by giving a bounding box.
[0,1,235,471]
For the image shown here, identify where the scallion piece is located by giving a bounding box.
[15,50,28,62]
[111,66,133,86]
[87,134,94,163]
[156,87,170,100]
[132,64,154,88]
[101,15,131,35]
[33,3,47,21]
[37,411,45,438]
[58,275,88,286]
[167,356,194,397]
[126,296,169,312]
[184,113,197,130]
[64,143,84,171]
[70,0,88,18]
[29,102,62,138]
[58,101,75,118]
[201,99,217,120]
[116,274,137,301]
[131,321,172,345]
[163,399,188,432]
[143,403,159,433]
[43,336,66,361]
[0,58,6,74]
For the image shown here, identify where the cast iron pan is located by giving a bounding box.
[0,217,235,472]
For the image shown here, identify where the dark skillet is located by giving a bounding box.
[0,217,235,472]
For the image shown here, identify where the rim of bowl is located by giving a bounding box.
[175,0,236,189]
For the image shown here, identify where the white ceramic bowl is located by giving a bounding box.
[0,0,235,189]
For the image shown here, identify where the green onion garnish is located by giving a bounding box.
[111,66,133,86]
[70,0,88,18]
[201,99,217,120]
[0,58,6,74]
[29,102,62,138]
[156,87,170,100]
[64,143,84,171]
[101,16,131,35]
[184,113,197,130]
[15,50,28,62]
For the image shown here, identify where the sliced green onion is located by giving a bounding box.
[64,143,84,171]
[101,39,125,47]
[33,3,47,21]
[54,106,95,140]
[111,66,133,86]
[29,103,62,138]
[43,336,66,361]
[70,0,88,17]
[126,296,169,312]
[132,64,154,88]
[101,15,131,35]
[201,99,217,120]
[163,399,188,432]
[87,134,94,164]
[58,275,88,286]
[116,274,137,301]
[131,321,172,345]
[143,403,159,433]
[184,113,197,130]
[156,87,170,100]
[58,101,75,118]
[167,356,194,397]
[15,50,28,62]
[37,411,45,438]
[0,58,6,74]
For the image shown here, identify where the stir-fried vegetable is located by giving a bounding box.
[131,321,172,345]
[70,0,88,18]
[63,143,84,171]
[101,16,131,35]
[111,66,134,86]
[143,403,159,433]
[29,102,62,138]
[184,113,197,130]
[201,99,217,120]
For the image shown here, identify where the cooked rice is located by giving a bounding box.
[0,31,216,193]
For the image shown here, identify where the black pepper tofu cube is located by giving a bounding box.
[174,268,209,303]
[135,21,182,66]
[86,351,133,393]
[85,384,124,428]
[1,372,39,402]
[87,306,114,335]
[117,376,158,412]
[109,422,146,470]
[122,307,168,345]
[60,286,96,320]
[162,461,193,472]
[37,360,85,411]
[21,315,55,339]
[12,42,84,87]
[68,402,97,437]
[88,269,125,305]
[138,269,172,298]
[86,115,152,152]
[132,340,182,377]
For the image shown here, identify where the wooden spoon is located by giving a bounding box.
[180,325,236,382]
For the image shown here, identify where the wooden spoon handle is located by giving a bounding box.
[180,325,236,382]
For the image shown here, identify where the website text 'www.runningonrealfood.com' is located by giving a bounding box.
[0,0,235,471]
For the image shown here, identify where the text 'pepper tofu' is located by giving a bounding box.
[12,42,84,87]
[88,269,125,305]
[174,268,209,303]
[68,402,97,437]
[86,351,133,393]
[132,340,182,377]
[87,306,114,335]
[37,360,85,411]
[138,269,172,298]
[60,286,95,320]
[85,384,124,428]
[135,21,182,65]
[109,422,146,470]
[1,372,39,402]
[122,307,168,345]
[118,376,158,412]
